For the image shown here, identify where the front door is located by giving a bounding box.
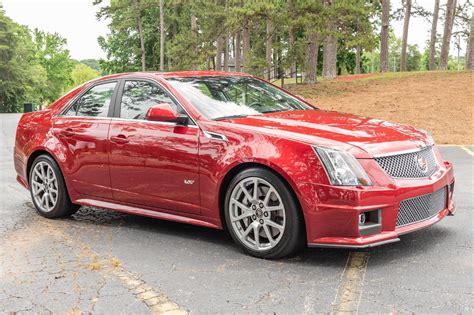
[108,79,201,214]
[53,81,118,199]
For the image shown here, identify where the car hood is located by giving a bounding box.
[218,110,431,158]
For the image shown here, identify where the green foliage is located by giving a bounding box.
[0,6,93,112]
[80,59,104,74]
[95,0,379,77]
[406,44,422,71]
[96,0,163,73]
[32,29,74,103]
[68,63,100,91]
[0,7,47,112]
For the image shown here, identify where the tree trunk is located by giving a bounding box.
[355,45,361,74]
[323,33,337,79]
[277,38,283,83]
[266,20,273,80]
[159,0,165,71]
[440,0,456,70]
[450,0,457,31]
[134,0,145,71]
[242,23,250,72]
[322,0,337,79]
[288,0,296,77]
[400,0,412,72]
[380,0,390,72]
[235,31,241,72]
[191,13,198,70]
[223,34,229,71]
[428,0,440,70]
[304,31,319,84]
[467,12,474,70]
[215,35,222,71]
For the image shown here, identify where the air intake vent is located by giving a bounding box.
[396,186,447,227]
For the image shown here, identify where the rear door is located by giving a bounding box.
[53,80,118,199]
[108,79,201,214]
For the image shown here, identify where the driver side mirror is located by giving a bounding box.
[145,103,188,125]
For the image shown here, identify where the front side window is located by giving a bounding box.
[120,80,183,120]
[65,82,116,117]
[165,76,313,120]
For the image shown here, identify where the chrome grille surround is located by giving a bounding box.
[375,146,439,178]
[396,187,447,227]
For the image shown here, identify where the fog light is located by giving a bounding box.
[358,209,382,236]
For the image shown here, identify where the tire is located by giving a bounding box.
[224,167,304,259]
[29,154,80,219]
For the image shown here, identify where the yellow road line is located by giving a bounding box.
[31,211,189,315]
[56,225,189,315]
[437,144,460,146]
[460,146,474,157]
[330,252,370,314]
[106,264,187,315]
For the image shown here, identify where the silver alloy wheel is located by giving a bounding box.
[229,177,286,251]
[31,161,59,212]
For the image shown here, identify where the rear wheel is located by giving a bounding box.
[224,168,304,259]
[29,155,80,218]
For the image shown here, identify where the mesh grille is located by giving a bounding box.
[375,146,438,178]
[396,187,447,227]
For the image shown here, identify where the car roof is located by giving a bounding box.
[96,70,252,82]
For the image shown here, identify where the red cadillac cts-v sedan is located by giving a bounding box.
[14,71,455,259]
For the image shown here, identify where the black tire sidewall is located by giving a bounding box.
[224,167,304,259]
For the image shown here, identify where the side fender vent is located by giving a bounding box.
[203,131,228,142]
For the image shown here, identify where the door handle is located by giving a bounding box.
[59,128,74,137]
[110,135,129,144]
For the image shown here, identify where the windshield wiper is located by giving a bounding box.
[260,109,286,114]
[213,114,249,121]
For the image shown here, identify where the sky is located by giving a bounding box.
[1,0,468,61]
[2,0,109,60]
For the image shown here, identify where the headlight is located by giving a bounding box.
[313,146,372,186]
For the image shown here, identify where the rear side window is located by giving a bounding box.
[120,80,183,120]
[64,82,116,117]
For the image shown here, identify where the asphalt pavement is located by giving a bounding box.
[1,113,472,314]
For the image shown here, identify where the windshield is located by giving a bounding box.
[165,76,313,120]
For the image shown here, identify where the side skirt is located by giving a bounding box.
[75,197,222,230]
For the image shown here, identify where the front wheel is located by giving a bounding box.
[224,168,304,259]
[29,155,80,219]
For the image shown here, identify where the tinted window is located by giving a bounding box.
[120,80,182,120]
[64,82,116,117]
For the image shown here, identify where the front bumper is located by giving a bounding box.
[305,160,455,248]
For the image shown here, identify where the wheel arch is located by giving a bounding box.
[218,162,306,234]
[26,149,61,184]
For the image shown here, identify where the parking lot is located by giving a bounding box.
[1,113,473,314]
